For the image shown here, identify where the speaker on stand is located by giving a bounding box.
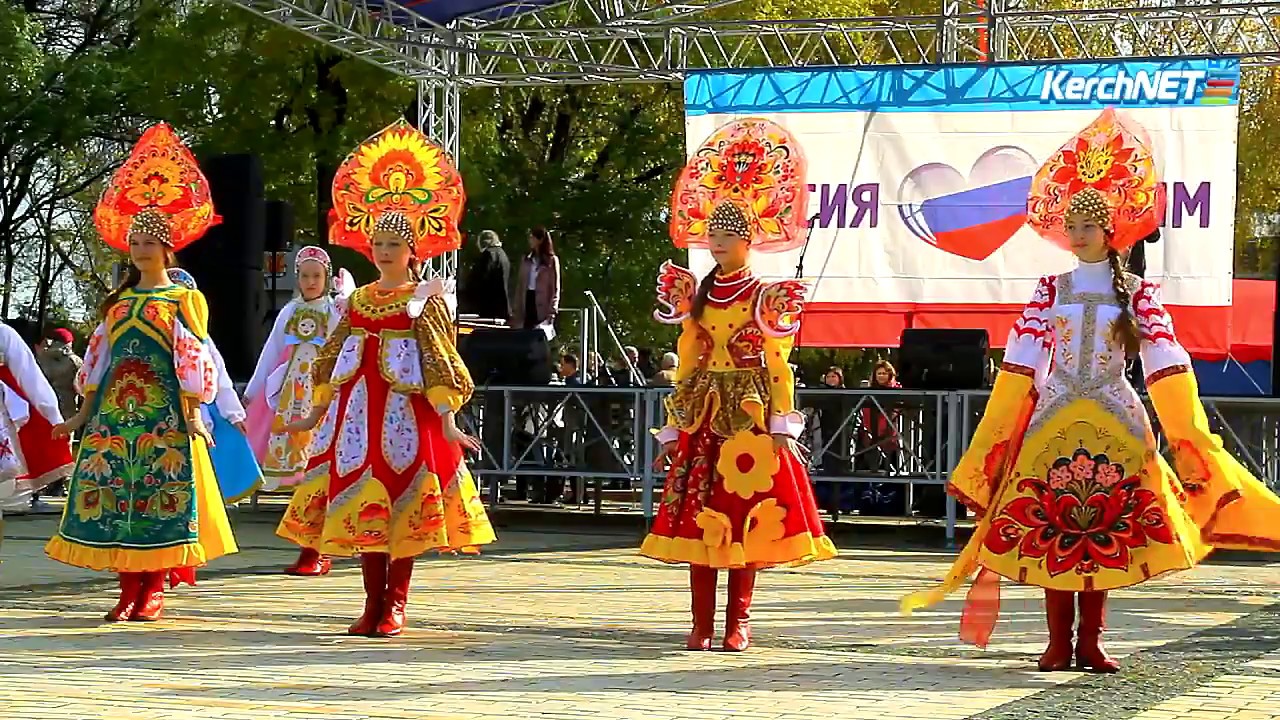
[898,328,991,519]
[177,154,266,381]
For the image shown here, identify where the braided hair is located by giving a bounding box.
[1107,248,1140,355]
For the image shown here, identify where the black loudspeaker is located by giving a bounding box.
[264,201,295,253]
[177,154,266,381]
[458,328,552,385]
[898,328,990,390]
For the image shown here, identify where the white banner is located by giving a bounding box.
[684,61,1239,311]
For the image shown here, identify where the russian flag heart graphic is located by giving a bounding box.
[896,146,1039,261]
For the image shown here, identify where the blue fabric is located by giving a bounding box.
[205,406,264,504]
[1191,359,1271,397]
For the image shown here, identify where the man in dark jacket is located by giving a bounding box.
[461,229,512,321]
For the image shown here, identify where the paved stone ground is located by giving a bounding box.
[4,509,1280,720]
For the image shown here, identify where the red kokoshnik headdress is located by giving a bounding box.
[670,118,810,253]
[93,123,221,252]
[1026,107,1165,253]
[329,118,466,262]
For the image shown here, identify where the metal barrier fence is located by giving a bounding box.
[458,385,1280,543]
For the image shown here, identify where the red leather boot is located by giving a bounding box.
[1037,590,1075,671]
[373,557,414,638]
[348,553,388,636]
[105,573,143,622]
[285,547,332,576]
[130,571,167,622]
[1076,591,1120,673]
[722,567,757,652]
[686,565,718,650]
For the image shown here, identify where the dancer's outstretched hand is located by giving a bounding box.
[652,440,677,470]
[52,412,88,440]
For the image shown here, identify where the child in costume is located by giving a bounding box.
[167,267,263,505]
[243,246,350,576]
[640,117,837,652]
[902,108,1280,672]
[278,119,496,637]
[0,321,73,526]
[47,123,238,622]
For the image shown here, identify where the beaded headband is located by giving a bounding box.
[129,209,173,245]
[707,201,752,239]
[294,245,333,275]
[1066,188,1114,233]
[374,211,415,248]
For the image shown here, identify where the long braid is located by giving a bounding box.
[690,268,719,321]
[1107,248,1140,355]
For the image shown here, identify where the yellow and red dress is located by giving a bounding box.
[640,263,837,569]
[277,280,496,559]
[903,261,1280,637]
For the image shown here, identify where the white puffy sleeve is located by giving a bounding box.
[1003,275,1057,386]
[246,301,294,401]
[208,340,247,423]
[0,325,62,425]
[76,322,110,396]
[1134,279,1192,382]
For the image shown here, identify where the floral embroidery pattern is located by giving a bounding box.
[716,431,778,500]
[985,448,1174,576]
[58,287,211,551]
[1168,438,1211,497]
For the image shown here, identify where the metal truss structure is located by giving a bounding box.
[224,0,1280,271]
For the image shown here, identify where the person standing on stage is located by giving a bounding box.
[460,229,511,321]
[0,321,73,526]
[902,108,1280,672]
[46,123,237,622]
[243,245,350,576]
[641,117,837,652]
[278,119,496,638]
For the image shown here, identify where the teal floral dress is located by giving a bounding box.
[46,285,238,572]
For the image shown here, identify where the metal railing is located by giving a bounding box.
[456,384,1280,543]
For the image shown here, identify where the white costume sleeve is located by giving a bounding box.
[246,301,294,401]
[209,340,247,423]
[0,323,62,425]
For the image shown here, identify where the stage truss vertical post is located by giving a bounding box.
[416,56,463,279]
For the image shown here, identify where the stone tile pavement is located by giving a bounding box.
[3,509,1280,720]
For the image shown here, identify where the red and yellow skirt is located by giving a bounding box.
[640,426,837,569]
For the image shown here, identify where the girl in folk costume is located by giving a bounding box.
[47,123,237,622]
[641,118,837,652]
[244,245,352,576]
[0,321,73,524]
[278,119,496,637]
[901,108,1280,672]
[168,268,264,505]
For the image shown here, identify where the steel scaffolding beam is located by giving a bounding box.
[226,0,1280,86]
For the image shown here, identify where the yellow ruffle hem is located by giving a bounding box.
[45,436,238,572]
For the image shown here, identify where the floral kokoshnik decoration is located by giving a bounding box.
[329,118,466,262]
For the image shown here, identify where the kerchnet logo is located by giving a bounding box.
[1039,67,1236,105]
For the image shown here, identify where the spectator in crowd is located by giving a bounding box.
[813,366,856,520]
[648,352,679,386]
[856,359,904,515]
[34,327,82,504]
[636,347,656,382]
[36,328,82,424]
[559,353,584,386]
[460,229,511,321]
[511,226,561,332]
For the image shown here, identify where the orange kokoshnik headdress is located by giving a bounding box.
[670,118,809,253]
[1026,107,1165,253]
[329,118,466,262]
[93,123,221,252]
